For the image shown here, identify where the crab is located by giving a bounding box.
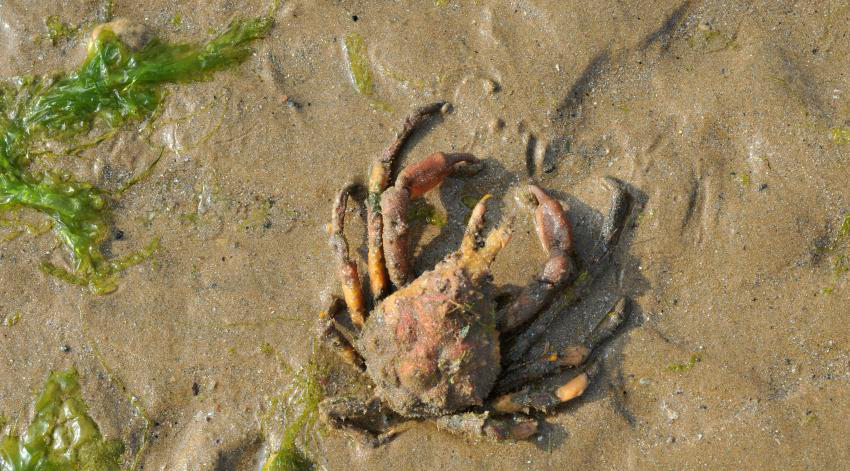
[319,103,633,446]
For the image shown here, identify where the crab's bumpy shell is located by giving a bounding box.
[357,254,501,418]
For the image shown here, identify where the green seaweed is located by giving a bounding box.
[408,200,447,227]
[839,215,850,239]
[2,312,21,327]
[0,15,272,294]
[262,357,323,471]
[574,269,590,286]
[830,127,850,145]
[342,33,392,112]
[45,16,78,45]
[460,194,480,210]
[241,199,274,231]
[803,411,818,426]
[0,370,125,471]
[260,342,275,357]
[634,207,655,227]
[730,171,751,189]
[821,214,850,293]
[667,353,701,372]
[343,33,373,97]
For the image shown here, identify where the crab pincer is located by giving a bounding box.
[498,185,576,333]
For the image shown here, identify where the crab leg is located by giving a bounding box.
[494,298,628,393]
[330,184,368,329]
[435,411,538,441]
[589,177,631,266]
[490,362,601,415]
[498,185,575,333]
[381,151,478,287]
[504,179,632,364]
[319,397,400,448]
[367,102,446,299]
[319,297,365,370]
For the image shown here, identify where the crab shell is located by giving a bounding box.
[357,252,501,418]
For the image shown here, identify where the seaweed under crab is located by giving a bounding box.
[319,102,633,446]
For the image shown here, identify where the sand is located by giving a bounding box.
[1,0,848,469]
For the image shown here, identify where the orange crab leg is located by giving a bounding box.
[367,102,446,299]
[330,184,368,329]
[381,152,478,287]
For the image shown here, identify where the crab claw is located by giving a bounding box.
[498,185,575,333]
[528,185,573,255]
[460,194,511,279]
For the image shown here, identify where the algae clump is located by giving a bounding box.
[408,200,447,228]
[262,358,323,471]
[0,370,125,471]
[342,33,392,112]
[45,16,79,45]
[343,33,373,97]
[667,353,702,373]
[0,15,272,294]
[830,126,850,145]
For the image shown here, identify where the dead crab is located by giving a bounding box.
[319,103,632,446]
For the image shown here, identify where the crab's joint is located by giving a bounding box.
[382,151,480,287]
[319,298,365,370]
[366,185,390,299]
[560,346,591,367]
[340,264,367,329]
[483,415,538,441]
[322,322,365,370]
[378,101,446,165]
[367,245,389,299]
[497,186,574,334]
[320,397,400,447]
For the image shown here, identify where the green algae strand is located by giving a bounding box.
[262,359,323,471]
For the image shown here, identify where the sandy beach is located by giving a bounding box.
[1,1,848,469]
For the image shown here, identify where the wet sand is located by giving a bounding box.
[1,0,849,469]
